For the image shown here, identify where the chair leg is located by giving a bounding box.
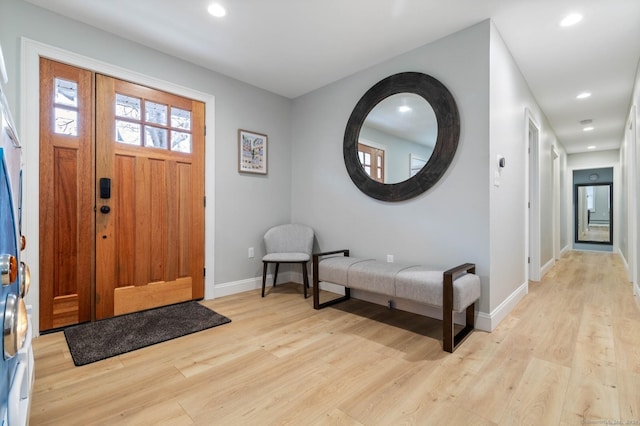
[302,262,309,299]
[262,262,268,297]
[273,263,280,287]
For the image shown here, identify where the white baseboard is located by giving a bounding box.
[211,271,298,298]
[211,276,261,299]
[560,245,570,255]
[618,247,629,268]
[634,281,640,305]
[475,281,528,332]
[541,258,555,278]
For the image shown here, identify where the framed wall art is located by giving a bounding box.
[238,129,268,174]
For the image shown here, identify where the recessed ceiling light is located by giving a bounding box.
[561,13,583,27]
[398,106,412,113]
[208,3,227,17]
[576,92,591,99]
[583,127,594,132]
[587,146,596,150]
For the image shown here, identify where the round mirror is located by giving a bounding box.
[359,93,437,184]
[344,72,460,202]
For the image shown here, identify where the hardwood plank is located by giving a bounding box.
[617,370,640,422]
[308,408,363,426]
[501,357,571,424]
[560,362,619,424]
[402,400,497,426]
[612,317,640,374]
[101,401,194,426]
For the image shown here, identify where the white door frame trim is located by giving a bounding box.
[627,106,638,295]
[525,108,541,282]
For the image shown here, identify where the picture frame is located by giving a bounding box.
[238,129,268,174]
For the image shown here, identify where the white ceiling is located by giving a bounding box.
[24,0,640,154]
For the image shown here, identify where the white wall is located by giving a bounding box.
[0,0,293,325]
[622,55,640,297]
[620,140,629,260]
[634,60,640,300]
[559,152,569,251]
[488,23,565,314]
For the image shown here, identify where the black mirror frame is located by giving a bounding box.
[573,182,613,245]
[344,72,460,202]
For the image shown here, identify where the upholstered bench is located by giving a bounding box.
[312,249,481,353]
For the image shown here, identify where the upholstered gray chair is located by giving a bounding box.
[262,224,314,298]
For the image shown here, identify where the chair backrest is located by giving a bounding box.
[264,224,314,255]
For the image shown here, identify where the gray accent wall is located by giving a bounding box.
[291,22,492,313]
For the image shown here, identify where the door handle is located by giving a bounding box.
[100,205,111,214]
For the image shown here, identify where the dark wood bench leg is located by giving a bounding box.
[312,250,351,309]
[443,263,476,353]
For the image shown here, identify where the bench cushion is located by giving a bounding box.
[318,257,372,286]
[395,266,481,312]
[348,260,418,297]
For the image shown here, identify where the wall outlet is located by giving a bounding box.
[386,254,394,263]
[248,247,254,258]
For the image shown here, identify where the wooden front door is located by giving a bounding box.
[39,59,205,330]
[94,75,205,319]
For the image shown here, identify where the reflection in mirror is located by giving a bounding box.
[343,72,460,202]
[358,93,437,183]
[575,183,612,244]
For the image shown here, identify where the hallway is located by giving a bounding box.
[475,250,640,423]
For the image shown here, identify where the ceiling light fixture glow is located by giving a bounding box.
[587,146,596,150]
[583,126,594,132]
[208,3,227,17]
[576,92,591,99]
[560,13,583,27]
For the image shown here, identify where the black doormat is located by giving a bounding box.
[64,301,231,366]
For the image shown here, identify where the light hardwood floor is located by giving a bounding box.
[30,251,640,425]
